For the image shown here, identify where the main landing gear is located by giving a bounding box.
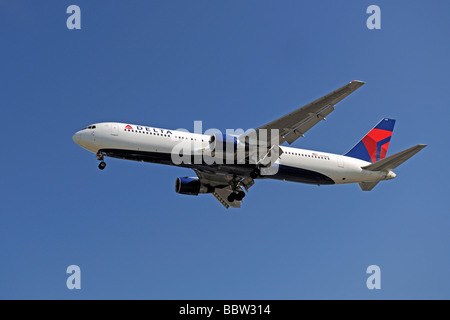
[96,152,106,170]
[226,174,253,203]
[250,168,260,179]
[227,190,246,202]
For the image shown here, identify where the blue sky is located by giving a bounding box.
[0,0,449,299]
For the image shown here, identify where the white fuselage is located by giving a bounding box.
[73,122,395,186]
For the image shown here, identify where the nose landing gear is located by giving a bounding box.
[96,152,106,170]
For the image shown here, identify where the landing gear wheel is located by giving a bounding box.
[98,161,106,170]
[250,168,260,179]
[228,191,245,202]
[235,191,246,201]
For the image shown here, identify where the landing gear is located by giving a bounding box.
[235,191,245,201]
[96,152,104,161]
[96,152,106,170]
[227,190,246,202]
[225,174,248,203]
[250,168,260,179]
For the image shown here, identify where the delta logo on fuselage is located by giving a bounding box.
[125,124,172,135]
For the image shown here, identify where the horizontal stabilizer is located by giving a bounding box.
[359,181,379,191]
[362,144,427,171]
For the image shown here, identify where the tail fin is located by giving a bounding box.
[345,118,396,163]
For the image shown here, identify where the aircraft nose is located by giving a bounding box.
[72,131,81,145]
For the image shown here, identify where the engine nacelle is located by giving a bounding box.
[175,177,213,195]
[209,133,239,155]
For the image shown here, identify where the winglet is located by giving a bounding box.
[349,80,365,90]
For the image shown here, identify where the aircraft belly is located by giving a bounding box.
[269,164,335,185]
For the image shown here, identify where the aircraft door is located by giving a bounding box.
[111,123,119,136]
[337,156,344,168]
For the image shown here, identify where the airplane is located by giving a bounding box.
[72,80,426,208]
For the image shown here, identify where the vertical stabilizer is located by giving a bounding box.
[345,118,396,163]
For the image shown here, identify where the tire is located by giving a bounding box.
[237,191,245,200]
[98,162,106,170]
[250,168,260,179]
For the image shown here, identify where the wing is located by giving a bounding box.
[239,80,365,146]
[194,169,254,209]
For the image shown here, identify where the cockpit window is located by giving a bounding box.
[84,125,96,129]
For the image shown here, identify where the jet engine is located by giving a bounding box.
[175,177,213,195]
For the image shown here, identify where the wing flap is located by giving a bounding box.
[284,105,335,144]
